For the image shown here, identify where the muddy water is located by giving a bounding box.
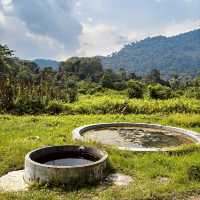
[84,127,194,148]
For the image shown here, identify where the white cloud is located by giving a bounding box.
[0,11,5,24]
[77,23,129,57]
[76,19,200,57]
[0,0,82,59]
[1,0,13,12]
[163,19,200,36]
[0,0,200,59]
[0,11,71,60]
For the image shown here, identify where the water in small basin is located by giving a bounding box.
[84,127,194,149]
[45,157,94,166]
[36,153,98,166]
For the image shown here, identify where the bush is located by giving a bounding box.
[188,165,200,181]
[3,92,200,115]
[127,80,144,99]
[13,97,45,114]
[78,81,92,94]
[148,84,172,99]
[101,73,113,89]
[66,80,78,103]
[184,87,200,99]
[78,81,103,94]
[46,101,64,114]
[0,84,14,111]
[113,81,127,91]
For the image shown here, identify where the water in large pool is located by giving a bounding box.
[84,127,194,148]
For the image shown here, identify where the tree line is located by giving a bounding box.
[0,44,200,114]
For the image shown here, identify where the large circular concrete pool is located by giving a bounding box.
[73,123,200,151]
[24,145,108,185]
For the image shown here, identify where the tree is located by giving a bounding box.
[118,68,127,81]
[66,80,78,103]
[128,72,139,80]
[0,44,14,58]
[169,74,181,89]
[113,81,127,91]
[101,70,113,89]
[145,69,169,86]
[148,84,172,99]
[59,57,103,81]
[0,45,14,74]
[127,80,144,99]
[0,77,14,110]
[145,69,161,83]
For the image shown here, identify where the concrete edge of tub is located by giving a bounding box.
[72,122,200,152]
[24,145,108,185]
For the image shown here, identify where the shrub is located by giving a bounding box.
[113,81,127,91]
[0,84,14,111]
[13,97,45,114]
[78,81,92,94]
[101,73,113,89]
[127,80,144,99]
[184,87,200,99]
[78,81,103,94]
[148,84,172,99]
[188,165,200,181]
[46,101,64,114]
[66,80,78,103]
[89,85,104,94]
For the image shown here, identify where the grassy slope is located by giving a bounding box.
[1,114,200,199]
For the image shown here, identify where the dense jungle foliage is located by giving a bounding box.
[0,44,200,114]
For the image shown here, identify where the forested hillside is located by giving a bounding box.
[102,28,200,78]
[34,59,59,69]
[1,43,200,114]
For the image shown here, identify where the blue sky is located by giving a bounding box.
[0,0,200,60]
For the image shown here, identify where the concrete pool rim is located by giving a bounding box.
[24,145,108,169]
[72,122,200,152]
[24,145,108,185]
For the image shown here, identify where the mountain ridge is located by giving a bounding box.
[101,28,200,78]
[33,59,59,69]
[33,28,200,78]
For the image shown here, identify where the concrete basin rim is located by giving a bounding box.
[25,145,108,169]
[72,122,200,152]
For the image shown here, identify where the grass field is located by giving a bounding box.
[1,114,200,199]
[65,94,200,115]
[5,91,200,115]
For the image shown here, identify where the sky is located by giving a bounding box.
[0,0,200,60]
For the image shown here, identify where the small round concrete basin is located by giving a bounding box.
[24,145,108,186]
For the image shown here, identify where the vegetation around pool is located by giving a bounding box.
[1,114,200,199]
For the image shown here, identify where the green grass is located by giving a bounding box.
[62,94,200,115]
[1,114,200,199]
[3,91,200,115]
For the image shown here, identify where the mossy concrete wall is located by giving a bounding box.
[24,146,108,186]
